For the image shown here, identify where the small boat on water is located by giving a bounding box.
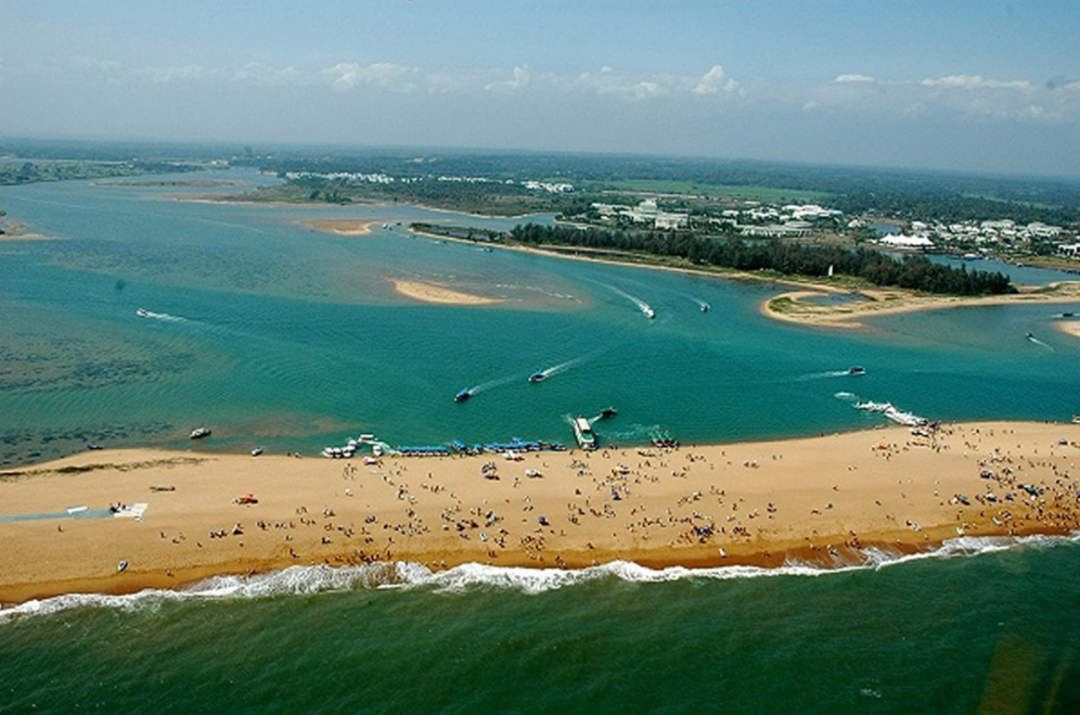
[598,407,618,420]
[135,308,150,317]
[643,306,656,319]
[848,366,866,376]
[528,370,546,383]
[700,303,710,313]
[189,427,211,440]
[251,447,264,457]
[572,416,597,451]
[455,389,473,403]
[86,443,103,451]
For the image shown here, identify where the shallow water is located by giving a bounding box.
[2,169,1078,466]
[2,171,1080,713]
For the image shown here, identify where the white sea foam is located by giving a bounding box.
[2,533,1076,621]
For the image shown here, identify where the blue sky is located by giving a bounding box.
[2,0,1079,176]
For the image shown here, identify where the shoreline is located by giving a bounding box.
[167,194,1079,326]
[405,227,1080,327]
[2,420,1077,606]
[762,283,1080,328]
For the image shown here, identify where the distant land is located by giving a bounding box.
[3,136,1079,279]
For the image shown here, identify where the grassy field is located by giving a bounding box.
[586,179,831,203]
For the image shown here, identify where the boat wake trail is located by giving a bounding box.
[834,391,859,402]
[596,282,655,319]
[539,357,584,379]
[135,309,187,323]
[1026,334,1053,350]
[797,370,857,382]
[470,374,518,395]
[594,422,662,440]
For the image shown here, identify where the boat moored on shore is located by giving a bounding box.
[572,416,597,450]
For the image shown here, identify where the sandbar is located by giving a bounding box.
[391,279,504,306]
[302,219,381,236]
[1,421,1077,605]
[763,283,1080,329]
[1057,321,1080,339]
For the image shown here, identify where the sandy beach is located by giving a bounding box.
[762,283,1080,328]
[390,279,505,305]
[302,219,382,236]
[1,421,1077,605]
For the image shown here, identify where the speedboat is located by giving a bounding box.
[700,303,710,313]
[455,389,472,403]
[529,370,546,383]
[251,447,264,457]
[643,306,656,319]
[598,407,618,420]
[847,366,866,376]
[86,443,103,450]
[135,308,150,317]
[189,427,211,439]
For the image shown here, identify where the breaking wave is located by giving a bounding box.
[3,533,1075,621]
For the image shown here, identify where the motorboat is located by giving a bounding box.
[598,407,618,420]
[572,416,597,450]
[848,366,866,376]
[643,306,656,319]
[455,388,472,403]
[528,370,546,383]
[251,447,264,457]
[135,308,150,317]
[700,303,710,313]
[189,427,211,440]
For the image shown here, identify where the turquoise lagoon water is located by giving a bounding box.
[2,170,1080,713]
[2,169,1078,465]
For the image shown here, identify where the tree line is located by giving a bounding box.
[506,224,1015,296]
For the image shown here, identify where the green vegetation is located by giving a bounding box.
[415,222,1014,296]
[0,160,203,186]
[583,179,831,203]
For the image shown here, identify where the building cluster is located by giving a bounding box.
[283,171,574,193]
[590,199,690,229]
[876,218,1076,255]
[713,202,841,237]
[587,199,845,235]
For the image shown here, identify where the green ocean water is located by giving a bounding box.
[2,170,1080,713]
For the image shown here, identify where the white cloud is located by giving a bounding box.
[692,65,738,94]
[321,62,415,92]
[232,62,303,87]
[920,74,1031,90]
[485,65,531,92]
[833,73,875,84]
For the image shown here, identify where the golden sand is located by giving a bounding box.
[390,279,504,306]
[1057,321,1080,339]
[1,421,1077,604]
[302,219,381,236]
[763,283,1080,329]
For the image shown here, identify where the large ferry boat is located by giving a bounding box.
[572,416,597,450]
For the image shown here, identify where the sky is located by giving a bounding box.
[2,0,1079,177]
